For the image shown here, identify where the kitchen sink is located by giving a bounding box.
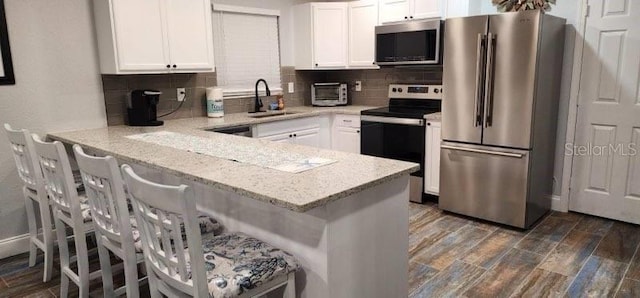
[247,110,301,118]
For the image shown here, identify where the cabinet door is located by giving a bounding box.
[111,0,169,71]
[261,132,294,144]
[443,0,481,18]
[425,121,441,195]
[312,3,348,68]
[379,0,410,23]
[348,0,378,68]
[294,128,321,148]
[164,0,214,71]
[333,127,361,154]
[412,0,441,20]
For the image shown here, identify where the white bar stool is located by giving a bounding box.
[4,124,56,282]
[121,164,299,298]
[73,145,148,297]
[32,134,99,297]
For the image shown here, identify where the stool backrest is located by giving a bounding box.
[4,124,44,191]
[32,134,81,222]
[121,164,208,297]
[73,145,134,249]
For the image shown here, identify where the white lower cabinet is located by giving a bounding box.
[254,117,329,148]
[424,120,441,195]
[331,114,361,154]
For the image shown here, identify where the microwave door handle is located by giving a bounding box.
[474,34,487,127]
[484,33,497,128]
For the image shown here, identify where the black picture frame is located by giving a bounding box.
[0,0,14,85]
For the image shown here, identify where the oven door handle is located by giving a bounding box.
[361,115,425,126]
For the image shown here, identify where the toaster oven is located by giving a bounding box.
[311,83,348,106]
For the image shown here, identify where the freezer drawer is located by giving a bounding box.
[439,143,530,228]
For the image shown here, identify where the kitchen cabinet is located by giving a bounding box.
[442,0,481,18]
[294,3,348,69]
[331,115,361,154]
[254,116,331,149]
[348,0,379,68]
[93,0,215,74]
[379,0,441,23]
[424,120,441,195]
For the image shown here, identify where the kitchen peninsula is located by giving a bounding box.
[48,107,418,298]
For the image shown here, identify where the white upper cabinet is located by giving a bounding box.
[93,0,215,74]
[348,0,379,68]
[379,0,441,23]
[164,0,215,71]
[441,0,482,19]
[295,3,348,69]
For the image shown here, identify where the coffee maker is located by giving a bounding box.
[127,90,163,126]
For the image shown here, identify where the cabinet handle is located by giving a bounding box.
[357,130,360,133]
[404,16,408,19]
[289,134,293,138]
[166,64,171,68]
[172,64,177,68]
[427,123,431,126]
[410,16,414,19]
[293,134,297,137]
[315,63,319,67]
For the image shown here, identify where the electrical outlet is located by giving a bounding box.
[288,82,295,93]
[177,88,186,101]
[355,81,362,92]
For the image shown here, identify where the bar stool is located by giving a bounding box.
[121,164,299,298]
[32,134,98,297]
[73,145,148,297]
[4,124,55,282]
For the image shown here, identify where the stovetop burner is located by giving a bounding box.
[361,84,443,119]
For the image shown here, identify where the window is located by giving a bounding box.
[212,5,282,98]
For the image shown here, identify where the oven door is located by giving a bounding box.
[360,115,426,202]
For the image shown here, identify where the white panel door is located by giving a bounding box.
[294,128,321,148]
[111,0,169,71]
[425,121,441,195]
[348,0,378,68]
[261,132,294,144]
[164,0,214,71]
[570,0,640,224]
[412,0,441,20]
[312,3,348,68]
[379,0,410,23]
[333,127,361,154]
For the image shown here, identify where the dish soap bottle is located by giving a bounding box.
[277,95,285,110]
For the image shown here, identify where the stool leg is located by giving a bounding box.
[284,272,296,298]
[23,191,38,267]
[96,233,115,298]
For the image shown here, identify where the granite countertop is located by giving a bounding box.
[49,106,419,212]
[424,112,442,121]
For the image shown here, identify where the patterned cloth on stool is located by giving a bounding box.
[187,232,299,298]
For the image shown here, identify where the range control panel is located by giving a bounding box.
[388,84,443,100]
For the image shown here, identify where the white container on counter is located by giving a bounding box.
[206,87,224,118]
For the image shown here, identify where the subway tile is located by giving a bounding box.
[594,222,640,263]
[464,248,544,298]
[103,90,128,106]
[171,74,197,88]
[538,229,602,276]
[127,74,172,90]
[567,256,627,298]
[101,75,127,91]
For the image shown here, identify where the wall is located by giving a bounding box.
[479,2,582,200]
[0,0,107,255]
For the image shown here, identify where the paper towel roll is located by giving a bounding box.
[206,87,224,118]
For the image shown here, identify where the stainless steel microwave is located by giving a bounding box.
[311,83,348,106]
[375,19,443,66]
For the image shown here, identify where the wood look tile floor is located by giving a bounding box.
[409,202,640,298]
[1,203,639,297]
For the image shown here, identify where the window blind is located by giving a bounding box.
[212,9,282,98]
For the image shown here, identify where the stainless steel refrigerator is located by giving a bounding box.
[440,10,566,228]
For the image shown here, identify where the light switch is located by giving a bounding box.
[288,82,295,93]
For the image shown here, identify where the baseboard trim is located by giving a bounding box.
[551,195,569,212]
[0,233,31,260]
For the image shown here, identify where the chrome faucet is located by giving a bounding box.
[254,79,271,113]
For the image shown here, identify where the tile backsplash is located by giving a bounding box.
[101,66,442,126]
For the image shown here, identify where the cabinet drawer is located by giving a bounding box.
[253,116,320,138]
[334,114,360,128]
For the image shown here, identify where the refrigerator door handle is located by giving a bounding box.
[484,33,497,128]
[473,34,487,127]
[441,145,524,158]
